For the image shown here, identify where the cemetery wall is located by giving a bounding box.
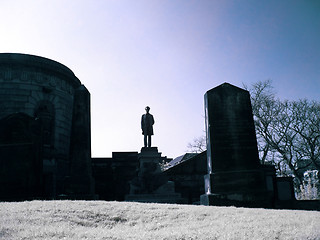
[165,151,207,204]
[92,152,139,201]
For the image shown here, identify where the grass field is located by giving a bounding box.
[1,200,319,240]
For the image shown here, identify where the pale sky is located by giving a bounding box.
[1,0,319,158]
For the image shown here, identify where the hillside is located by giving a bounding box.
[1,200,319,240]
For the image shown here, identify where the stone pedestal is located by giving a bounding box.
[200,83,273,207]
[200,169,273,207]
[125,147,183,203]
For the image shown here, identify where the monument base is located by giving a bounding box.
[125,147,183,203]
[200,192,272,208]
[201,170,274,208]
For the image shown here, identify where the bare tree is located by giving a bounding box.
[188,80,320,186]
[248,80,320,183]
[290,100,320,172]
[187,135,206,153]
[246,80,278,165]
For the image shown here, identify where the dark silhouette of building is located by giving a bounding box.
[92,152,139,201]
[0,53,94,200]
[164,151,207,204]
[1,55,318,210]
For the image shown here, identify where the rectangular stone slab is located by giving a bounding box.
[204,83,260,173]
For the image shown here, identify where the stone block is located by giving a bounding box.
[276,177,296,201]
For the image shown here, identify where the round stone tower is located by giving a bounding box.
[0,53,93,199]
[0,53,80,159]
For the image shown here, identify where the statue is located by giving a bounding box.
[141,106,154,147]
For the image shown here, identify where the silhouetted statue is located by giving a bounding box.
[141,106,154,147]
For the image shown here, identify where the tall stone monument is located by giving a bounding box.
[200,83,273,207]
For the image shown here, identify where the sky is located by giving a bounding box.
[1,0,319,158]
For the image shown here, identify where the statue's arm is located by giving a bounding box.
[141,115,144,129]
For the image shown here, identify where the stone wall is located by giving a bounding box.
[92,152,139,200]
[0,113,42,200]
[165,151,207,204]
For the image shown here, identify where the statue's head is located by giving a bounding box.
[145,106,150,112]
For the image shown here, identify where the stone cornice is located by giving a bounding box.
[0,53,81,88]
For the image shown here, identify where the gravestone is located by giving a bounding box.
[200,83,273,207]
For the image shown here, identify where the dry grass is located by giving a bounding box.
[0,200,320,240]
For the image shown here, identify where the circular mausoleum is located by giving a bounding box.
[0,53,80,159]
[0,53,92,199]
